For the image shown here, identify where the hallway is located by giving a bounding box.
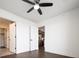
[0,18,16,57]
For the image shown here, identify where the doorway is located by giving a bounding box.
[0,17,16,57]
[38,26,45,51]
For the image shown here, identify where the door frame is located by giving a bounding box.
[0,17,17,54]
[9,22,17,54]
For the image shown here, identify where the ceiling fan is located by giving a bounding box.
[22,0,53,15]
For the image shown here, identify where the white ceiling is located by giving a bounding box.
[0,0,79,23]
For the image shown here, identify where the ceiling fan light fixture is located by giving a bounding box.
[34,4,39,10]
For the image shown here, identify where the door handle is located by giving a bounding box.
[30,39,32,41]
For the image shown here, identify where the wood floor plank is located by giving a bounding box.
[1,50,72,58]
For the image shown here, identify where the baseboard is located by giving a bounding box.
[45,49,74,58]
[16,49,38,54]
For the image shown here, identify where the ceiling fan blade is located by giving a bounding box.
[38,8,42,15]
[23,0,35,5]
[34,0,40,3]
[27,7,34,13]
[39,3,53,7]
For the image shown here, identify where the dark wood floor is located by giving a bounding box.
[1,49,72,58]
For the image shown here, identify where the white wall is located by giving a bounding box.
[38,8,79,57]
[0,8,38,54]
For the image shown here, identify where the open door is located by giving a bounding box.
[9,23,16,53]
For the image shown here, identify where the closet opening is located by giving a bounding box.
[38,26,45,51]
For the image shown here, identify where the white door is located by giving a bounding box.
[29,26,38,51]
[9,23,16,53]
